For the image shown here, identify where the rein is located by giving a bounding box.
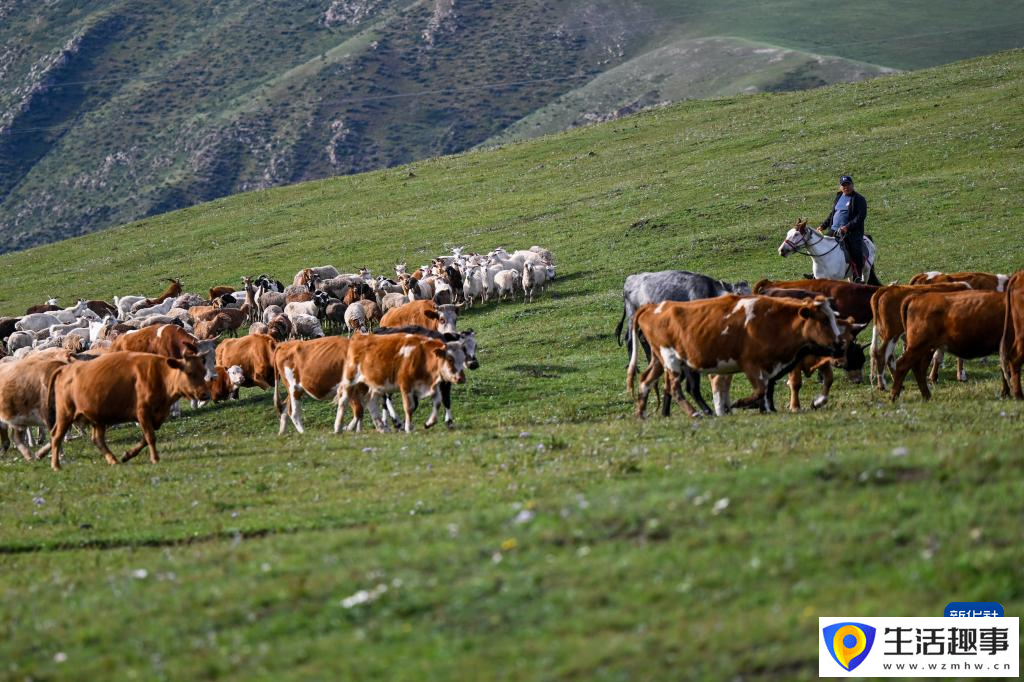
[786,228,844,258]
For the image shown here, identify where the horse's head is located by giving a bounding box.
[778,218,810,257]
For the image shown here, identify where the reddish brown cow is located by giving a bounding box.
[379,300,459,334]
[47,351,212,470]
[216,334,277,391]
[627,295,845,417]
[111,324,216,366]
[753,278,877,324]
[868,282,970,389]
[272,337,353,434]
[337,333,467,433]
[890,290,1007,401]
[908,272,1008,383]
[999,271,1024,399]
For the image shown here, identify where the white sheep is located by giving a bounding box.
[291,314,325,339]
[522,262,547,303]
[494,269,521,301]
[15,313,61,333]
[114,295,146,318]
[344,304,367,335]
[131,298,175,319]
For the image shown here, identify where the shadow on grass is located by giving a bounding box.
[505,364,580,378]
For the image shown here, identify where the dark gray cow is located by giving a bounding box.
[614,270,750,415]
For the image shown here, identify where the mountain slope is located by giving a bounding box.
[0,1,1021,254]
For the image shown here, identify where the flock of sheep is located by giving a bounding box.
[0,245,556,357]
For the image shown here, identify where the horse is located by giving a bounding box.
[777,219,880,285]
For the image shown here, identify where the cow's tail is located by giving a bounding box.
[44,366,64,431]
[626,307,644,395]
[1001,273,1018,384]
[868,289,883,383]
[614,304,627,346]
[272,363,282,415]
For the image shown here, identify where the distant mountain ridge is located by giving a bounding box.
[1,0,1021,253]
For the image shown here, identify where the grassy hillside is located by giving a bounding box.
[1,51,1023,680]
[1,1,1022,252]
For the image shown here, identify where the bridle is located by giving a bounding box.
[783,225,844,258]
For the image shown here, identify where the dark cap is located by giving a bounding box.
[839,175,853,185]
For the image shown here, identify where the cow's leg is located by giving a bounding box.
[710,374,732,416]
[788,369,802,412]
[635,359,663,419]
[892,344,932,401]
[1009,351,1024,399]
[424,388,444,429]
[366,394,388,433]
[683,369,713,416]
[764,376,778,413]
[812,366,833,409]
[10,428,34,462]
[956,357,967,382]
[660,372,672,417]
[287,384,305,434]
[668,371,699,418]
[733,368,767,412]
[49,416,73,472]
[0,424,8,453]
[131,413,160,463]
[928,349,943,383]
[383,395,402,429]
[441,382,454,429]
[401,390,415,433]
[348,392,365,432]
[88,426,120,465]
[335,385,351,433]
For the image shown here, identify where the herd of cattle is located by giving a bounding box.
[618,269,1024,419]
[3,243,1024,471]
[0,246,554,470]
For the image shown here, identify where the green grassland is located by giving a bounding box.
[1,51,1023,679]
[2,0,1023,251]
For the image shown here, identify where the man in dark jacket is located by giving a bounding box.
[818,175,868,282]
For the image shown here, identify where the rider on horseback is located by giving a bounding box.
[818,175,868,283]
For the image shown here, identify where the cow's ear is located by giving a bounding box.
[433,346,447,359]
[167,358,187,371]
[799,306,812,319]
[425,310,440,320]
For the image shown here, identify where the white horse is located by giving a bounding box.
[777,219,879,284]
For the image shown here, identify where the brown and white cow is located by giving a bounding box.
[909,271,1009,291]
[379,300,460,334]
[890,290,1007,401]
[272,336,352,434]
[0,349,77,460]
[47,351,213,470]
[999,271,1024,399]
[868,282,970,389]
[203,365,246,404]
[215,334,278,393]
[336,333,467,433]
[627,295,845,417]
